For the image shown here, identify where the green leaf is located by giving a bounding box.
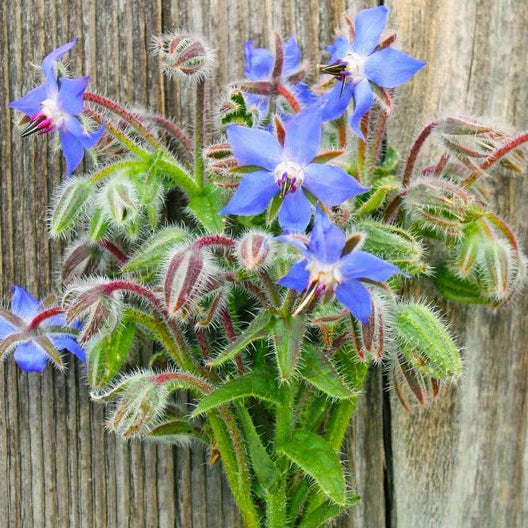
[207,311,275,367]
[236,403,281,492]
[298,493,360,528]
[186,184,225,233]
[273,314,306,380]
[279,429,347,505]
[333,345,369,393]
[87,318,136,387]
[191,371,280,417]
[299,344,357,399]
[267,194,282,224]
[122,225,189,275]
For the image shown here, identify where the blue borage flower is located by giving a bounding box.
[0,286,85,372]
[320,6,425,139]
[9,39,105,176]
[244,36,316,120]
[277,206,403,322]
[221,105,368,232]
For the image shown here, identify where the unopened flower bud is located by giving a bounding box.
[151,31,214,80]
[479,239,513,301]
[63,279,123,342]
[394,303,461,380]
[164,246,215,316]
[103,373,170,438]
[237,230,272,270]
[438,116,493,136]
[450,223,484,278]
[357,292,391,363]
[61,239,105,283]
[358,221,429,275]
[51,178,93,236]
[100,176,139,226]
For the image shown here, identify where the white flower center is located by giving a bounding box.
[274,161,305,196]
[41,97,68,128]
[342,52,366,83]
[305,259,343,292]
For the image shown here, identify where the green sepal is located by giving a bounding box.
[207,311,275,367]
[89,207,110,241]
[122,225,189,276]
[279,429,347,505]
[87,317,136,387]
[191,371,280,417]
[299,344,357,399]
[356,177,400,217]
[434,261,491,304]
[267,194,282,224]
[221,90,254,127]
[273,314,306,380]
[51,178,93,235]
[395,303,462,379]
[186,183,225,233]
[297,492,360,528]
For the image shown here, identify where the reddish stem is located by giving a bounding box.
[276,83,301,113]
[149,115,194,161]
[98,240,128,263]
[27,307,65,331]
[84,92,161,150]
[220,308,245,374]
[462,131,528,187]
[401,121,440,187]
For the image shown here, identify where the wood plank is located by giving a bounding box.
[388,1,528,526]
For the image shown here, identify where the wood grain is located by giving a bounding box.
[388,1,528,526]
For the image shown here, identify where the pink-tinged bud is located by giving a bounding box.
[164,246,215,316]
[358,293,389,363]
[438,116,494,136]
[151,31,215,80]
[237,230,272,271]
[61,240,105,283]
[101,372,170,438]
[63,279,123,342]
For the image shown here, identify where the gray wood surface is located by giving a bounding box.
[0,0,526,526]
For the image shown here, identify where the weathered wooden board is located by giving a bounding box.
[389,1,528,526]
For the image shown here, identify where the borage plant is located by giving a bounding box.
[4,6,528,527]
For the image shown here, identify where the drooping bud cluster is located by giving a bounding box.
[151,31,215,80]
[438,216,527,305]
